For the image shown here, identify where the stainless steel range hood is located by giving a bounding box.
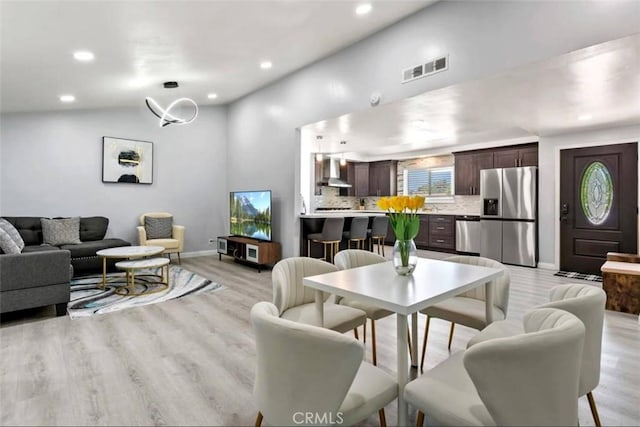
[320,159,351,188]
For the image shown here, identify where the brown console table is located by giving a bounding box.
[217,236,281,272]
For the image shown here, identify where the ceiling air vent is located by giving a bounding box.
[401,55,448,84]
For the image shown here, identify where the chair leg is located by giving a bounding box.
[371,320,377,366]
[177,252,181,264]
[420,316,430,372]
[381,238,385,257]
[378,409,386,427]
[587,392,602,427]
[416,410,425,427]
[363,320,367,343]
[255,412,263,427]
[448,323,455,350]
[407,328,413,364]
[354,327,359,340]
[307,240,311,257]
[323,242,327,262]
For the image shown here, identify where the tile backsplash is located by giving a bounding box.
[313,186,359,209]
[314,186,481,215]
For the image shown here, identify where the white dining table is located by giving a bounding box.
[303,257,503,426]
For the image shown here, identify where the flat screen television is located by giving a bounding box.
[230,190,272,241]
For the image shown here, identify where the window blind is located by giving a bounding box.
[406,166,454,196]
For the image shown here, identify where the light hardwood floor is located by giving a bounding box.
[1,249,639,426]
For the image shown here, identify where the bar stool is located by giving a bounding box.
[368,216,389,256]
[307,217,345,263]
[342,217,369,249]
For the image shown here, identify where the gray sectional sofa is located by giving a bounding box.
[0,216,131,316]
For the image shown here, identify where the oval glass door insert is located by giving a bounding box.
[580,161,613,225]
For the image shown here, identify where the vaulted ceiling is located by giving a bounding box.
[0,0,433,113]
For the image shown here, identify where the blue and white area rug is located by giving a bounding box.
[68,266,224,319]
[553,270,602,282]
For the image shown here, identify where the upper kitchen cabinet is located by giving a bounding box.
[454,151,493,195]
[369,160,397,196]
[454,143,538,195]
[354,162,370,197]
[493,143,538,168]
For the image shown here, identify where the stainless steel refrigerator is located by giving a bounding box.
[480,167,537,267]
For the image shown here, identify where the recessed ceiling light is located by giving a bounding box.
[207,93,218,99]
[578,113,593,121]
[73,50,94,62]
[260,61,272,70]
[355,3,372,15]
[59,95,75,102]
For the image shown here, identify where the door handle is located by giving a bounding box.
[560,203,569,221]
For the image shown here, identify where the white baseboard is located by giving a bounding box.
[180,250,218,259]
[537,262,556,270]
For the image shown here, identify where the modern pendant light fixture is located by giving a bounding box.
[145,81,198,127]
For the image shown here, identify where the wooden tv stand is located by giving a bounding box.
[217,236,281,272]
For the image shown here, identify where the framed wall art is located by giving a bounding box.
[102,137,153,184]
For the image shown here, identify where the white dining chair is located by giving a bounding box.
[405,307,585,426]
[335,250,396,365]
[272,257,367,333]
[467,283,606,427]
[251,301,398,426]
[419,255,510,370]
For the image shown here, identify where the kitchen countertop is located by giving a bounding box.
[300,211,386,218]
[303,210,480,217]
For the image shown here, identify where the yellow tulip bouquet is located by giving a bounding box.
[377,195,425,273]
[377,195,426,240]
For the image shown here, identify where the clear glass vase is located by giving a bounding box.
[393,239,418,275]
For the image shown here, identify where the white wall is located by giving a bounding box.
[227,0,640,257]
[538,125,640,268]
[0,105,228,251]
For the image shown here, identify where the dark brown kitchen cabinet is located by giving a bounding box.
[369,160,397,196]
[428,215,455,250]
[414,215,430,248]
[518,145,539,166]
[384,216,396,245]
[493,143,538,168]
[454,143,538,195]
[354,162,370,197]
[454,151,493,195]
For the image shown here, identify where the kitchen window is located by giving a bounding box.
[404,166,455,201]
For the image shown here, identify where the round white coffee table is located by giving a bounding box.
[96,245,165,288]
[115,257,170,296]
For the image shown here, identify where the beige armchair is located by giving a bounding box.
[405,308,586,426]
[467,283,606,426]
[419,255,510,370]
[137,212,185,263]
[251,301,397,426]
[272,257,367,333]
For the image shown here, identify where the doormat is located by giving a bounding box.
[68,266,224,319]
[554,271,602,282]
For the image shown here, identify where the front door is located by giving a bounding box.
[560,143,637,274]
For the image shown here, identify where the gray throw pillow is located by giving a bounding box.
[0,218,25,252]
[145,216,173,239]
[0,228,21,254]
[41,217,82,246]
